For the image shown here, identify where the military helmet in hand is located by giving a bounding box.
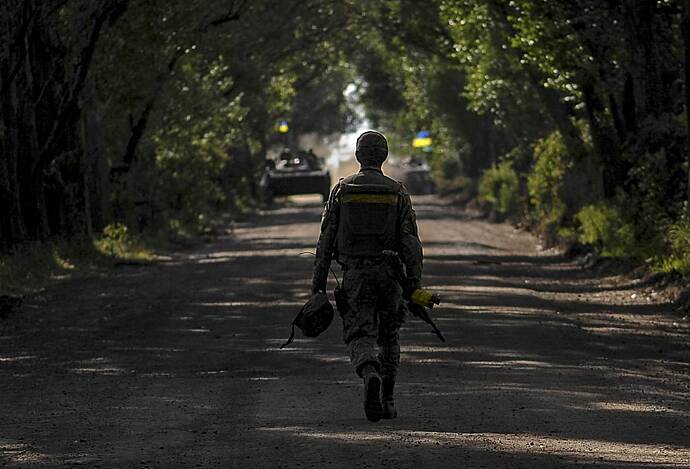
[280,291,334,348]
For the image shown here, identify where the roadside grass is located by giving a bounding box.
[652,222,690,277]
[94,223,156,261]
[0,224,156,297]
[0,215,238,298]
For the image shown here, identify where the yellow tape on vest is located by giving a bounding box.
[342,194,398,205]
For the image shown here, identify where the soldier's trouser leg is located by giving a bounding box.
[347,336,379,377]
[341,264,403,377]
[377,331,400,379]
[377,303,403,419]
[377,292,404,379]
[342,267,381,377]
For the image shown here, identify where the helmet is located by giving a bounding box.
[356,131,388,165]
[280,291,334,348]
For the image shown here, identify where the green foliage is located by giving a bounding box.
[436,151,463,181]
[575,203,635,258]
[109,60,246,235]
[479,161,522,217]
[625,115,689,224]
[0,223,158,295]
[1,244,72,296]
[527,131,570,229]
[94,223,153,261]
[660,222,690,275]
[437,176,477,202]
[0,239,109,296]
[95,0,356,237]
[4,0,690,284]
[290,66,357,136]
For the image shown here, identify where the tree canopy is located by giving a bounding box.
[2,0,690,270]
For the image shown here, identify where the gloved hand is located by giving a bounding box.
[402,278,421,297]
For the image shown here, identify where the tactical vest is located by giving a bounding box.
[337,182,400,257]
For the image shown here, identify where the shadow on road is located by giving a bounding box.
[1,198,688,468]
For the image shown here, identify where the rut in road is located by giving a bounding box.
[1,196,689,468]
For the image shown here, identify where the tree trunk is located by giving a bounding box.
[582,83,623,198]
[683,0,690,211]
[86,104,110,232]
[525,68,583,153]
[79,111,94,239]
[623,0,664,121]
[119,48,183,175]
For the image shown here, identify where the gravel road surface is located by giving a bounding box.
[1,196,689,468]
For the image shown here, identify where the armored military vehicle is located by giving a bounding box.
[260,149,332,202]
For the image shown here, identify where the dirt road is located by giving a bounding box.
[1,196,689,468]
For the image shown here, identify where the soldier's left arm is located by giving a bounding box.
[311,183,340,293]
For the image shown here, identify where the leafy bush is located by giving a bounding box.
[95,223,153,261]
[575,203,635,258]
[0,225,157,295]
[437,175,477,202]
[0,240,103,295]
[659,222,690,275]
[478,161,522,216]
[527,131,569,229]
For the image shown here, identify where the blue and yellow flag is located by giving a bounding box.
[412,130,432,149]
[278,120,289,133]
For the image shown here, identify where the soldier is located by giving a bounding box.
[311,130,423,422]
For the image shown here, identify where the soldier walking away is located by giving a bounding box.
[311,130,423,422]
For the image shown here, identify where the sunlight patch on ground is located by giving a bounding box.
[461,360,555,369]
[70,357,129,375]
[71,366,128,375]
[442,384,602,399]
[0,441,50,464]
[314,355,349,363]
[189,247,315,260]
[108,346,186,352]
[440,302,555,316]
[261,345,319,353]
[191,301,303,308]
[587,401,689,417]
[288,194,323,204]
[199,370,228,375]
[401,345,472,353]
[256,427,690,466]
[0,355,37,362]
[581,324,688,339]
[408,357,462,364]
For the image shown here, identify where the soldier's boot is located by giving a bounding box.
[381,376,397,419]
[361,365,382,422]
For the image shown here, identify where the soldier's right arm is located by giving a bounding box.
[398,188,423,287]
[311,183,341,294]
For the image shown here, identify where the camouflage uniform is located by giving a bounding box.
[311,167,423,379]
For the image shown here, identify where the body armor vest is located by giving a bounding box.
[337,182,400,257]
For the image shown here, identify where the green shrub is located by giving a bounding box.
[437,175,477,201]
[436,151,463,181]
[659,222,690,275]
[478,160,522,216]
[527,131,569,228]
[0,239,102,295]
[94,223,153,261]
[575,203,635,258]
[0,227,157,296]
